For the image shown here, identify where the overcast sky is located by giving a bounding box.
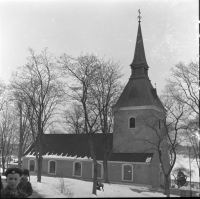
[0,0,198,95]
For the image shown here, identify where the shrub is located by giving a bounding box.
[53,177,74,198]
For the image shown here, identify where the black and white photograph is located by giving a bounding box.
[0,0,199,198]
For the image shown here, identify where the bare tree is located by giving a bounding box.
[137,94,189,197]
[164,61,199,190]
[15,101,33,168]
[165,61,198,117]
[185,116,199,171]
[0,84,32,170]
[89,58,123,183]
[3,88,34,169]
[58,53,103,195]
[63,102,85,134]
[0,101,18,174]
[0,79,6,112]
[10,48,65,182]
[48,123,66,134]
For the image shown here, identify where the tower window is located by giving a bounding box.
[129,117,136,128]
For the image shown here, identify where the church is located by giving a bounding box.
[22,14,170,189]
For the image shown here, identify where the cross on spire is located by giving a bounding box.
[138,9,142,23]
[130,9,149,76]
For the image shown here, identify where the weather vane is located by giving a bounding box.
[138,9,142,23]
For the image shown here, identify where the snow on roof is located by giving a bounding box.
[25,153,92,160]
[145,157,152,163]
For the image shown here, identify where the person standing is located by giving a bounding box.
[1,168,28,198]
[17,169,33,197]
[177,169,187,188]
[177,169,185,179]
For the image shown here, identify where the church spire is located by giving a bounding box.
[130,10,149,79]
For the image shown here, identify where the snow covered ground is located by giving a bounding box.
[1,168,199,197]
[28,175,180,198]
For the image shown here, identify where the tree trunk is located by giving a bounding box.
[36,132,43,182]
[33,137,39,180]
[18,103,23,169]
[36,142,43,182]
[92,157,98,195]
[103,152,109,183]
[2,156,5,174]
[37,154,43,182]
[89,138,97,195]
[1,142,5,174]
[164,175,171,197]
[103,133,111,184]
[6,158,9,169]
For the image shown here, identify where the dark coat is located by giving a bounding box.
[177,171,186,180]
[17,177,33,197]
[1,186,28,198]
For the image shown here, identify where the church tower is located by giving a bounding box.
[112,10,170,188]
[113,11,165,153]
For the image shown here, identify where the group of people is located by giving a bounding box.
[1,167,33,198]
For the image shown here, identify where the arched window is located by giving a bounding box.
[97,163,102,178]
[122,164,133,181]
[92,163,103,179]
[73,162,82,177]
[29,159,36,172]
[129,117,136,128]
[48,160,56,174]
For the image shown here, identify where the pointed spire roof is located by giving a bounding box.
[113,10,164,110]
[130,16,148,69]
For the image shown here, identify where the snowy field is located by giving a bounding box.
[1,169,199,197]
[28,176,180,198]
